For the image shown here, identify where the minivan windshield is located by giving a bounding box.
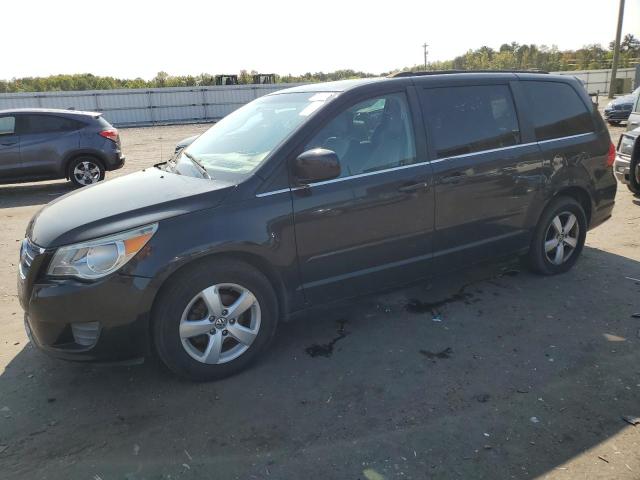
[177,91,335,181]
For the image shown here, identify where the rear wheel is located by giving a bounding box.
[153,259,278,381]
[68,156,105,187]
[528,197,587,275]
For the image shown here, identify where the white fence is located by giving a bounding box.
[550,67,636,94]
[0,84,303,127]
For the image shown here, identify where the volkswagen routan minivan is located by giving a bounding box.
[18,72,617,380]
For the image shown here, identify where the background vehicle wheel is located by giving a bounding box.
[153,259,278,381]
[608,120,621,125]
[68,156,105,187]
[528,196,587,275]
[627,154,640,197]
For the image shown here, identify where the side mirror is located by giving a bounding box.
[294,148,341,184]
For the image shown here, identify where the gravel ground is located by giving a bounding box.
[0,117,639,479]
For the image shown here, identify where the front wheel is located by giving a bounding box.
[528,197,587,275]
[153,259,278,381]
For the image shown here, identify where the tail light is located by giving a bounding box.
[99,128,119,143]
[606,142,615,167]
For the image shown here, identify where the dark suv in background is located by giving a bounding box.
[604,86,640,125]
[0,108,124,187]
[18,72,616,381]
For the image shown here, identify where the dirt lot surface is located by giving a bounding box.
[1,119,639,479]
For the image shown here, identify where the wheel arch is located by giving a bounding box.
[148,250,289,348]
[551,186,592,226]
[63,151,107,179]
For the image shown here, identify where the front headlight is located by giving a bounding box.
[47,224,157,280]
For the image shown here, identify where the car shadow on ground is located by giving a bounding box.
[1,247,639,479]
[0,181,74,209]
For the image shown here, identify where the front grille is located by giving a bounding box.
[19,238,44,280]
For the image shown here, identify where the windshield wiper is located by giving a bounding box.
[183,151,212,179]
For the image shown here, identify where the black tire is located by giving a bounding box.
[608,120,621,126]
[528,196,587,275]
[152,259,278,381]
[68,156,105,187]
[627,154,640,196]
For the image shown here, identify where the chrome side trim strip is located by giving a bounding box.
[302,160,433,188]
[255,132,596,197]
[537,132,593,144]
[255,188,291,198]
[429,141,538,164]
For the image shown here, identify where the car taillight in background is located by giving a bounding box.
[99,128,119,143]
[607,142,616,167]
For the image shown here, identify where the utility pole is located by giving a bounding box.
[423,43,429,70]
[608,0,625,98]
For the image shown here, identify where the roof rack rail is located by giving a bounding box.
[388,69,549,78]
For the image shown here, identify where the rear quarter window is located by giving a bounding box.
[522,81,594,141]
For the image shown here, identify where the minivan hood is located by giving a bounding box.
[28,168,235,248]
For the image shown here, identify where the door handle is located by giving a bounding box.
[0,141,16,146]
[398,181,429,193]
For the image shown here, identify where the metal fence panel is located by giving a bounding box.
[1,69,634,126]
[550,67,636,94]
[0,84,303,127]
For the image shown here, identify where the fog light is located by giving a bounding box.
[71,322,101,347]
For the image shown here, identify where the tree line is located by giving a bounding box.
[1,35,638,93]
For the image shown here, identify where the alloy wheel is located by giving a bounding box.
[73,161,101,185]
[544,211,579,266]
[179,283,261,364]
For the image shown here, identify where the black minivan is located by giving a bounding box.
[18,72,616,381]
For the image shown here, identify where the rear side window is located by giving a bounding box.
[522,81,593,141]
[422,85,520,159]
[0,116,15,135]
[23,115,84,134]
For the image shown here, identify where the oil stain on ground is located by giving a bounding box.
[406,268,520,316]
[406,286,474,315]
[419,347,452,359]
[305,319,349,358]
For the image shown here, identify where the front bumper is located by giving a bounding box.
[604,109,631,121]
[614,155,631,185]
[20,267,154,362]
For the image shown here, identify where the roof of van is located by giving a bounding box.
[0,108,102,117]
[270,72,573,95]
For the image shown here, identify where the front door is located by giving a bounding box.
[0,115,22,181]
[291,91,435,304]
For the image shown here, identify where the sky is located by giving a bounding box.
[2,0,639,80]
